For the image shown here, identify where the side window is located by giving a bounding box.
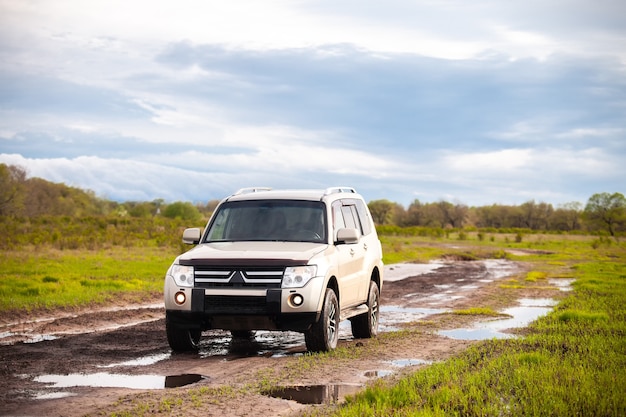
[333,199,370,237]
[332,201,346,233]
[341,205,358,229]
[355,199,372,236]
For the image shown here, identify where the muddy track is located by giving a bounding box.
[0,259,564,417]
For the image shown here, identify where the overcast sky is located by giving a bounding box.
[1,0,625,207]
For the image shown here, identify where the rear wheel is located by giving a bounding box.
[350,281,380,339]
[166,312,201,352]
[305,288,339,352]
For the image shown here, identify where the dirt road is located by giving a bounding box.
[1,258,564,417]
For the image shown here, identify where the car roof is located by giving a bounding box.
[224,187,361,203]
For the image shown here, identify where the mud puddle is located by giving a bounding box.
[439,297,558,340]
[263,383,363,404]
[33,373,206,390]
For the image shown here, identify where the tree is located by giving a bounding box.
[368,199,396,225]
[519,200,553,230]
[402,199,423,226]
[436,201,468,228]
[551,202,582,231]
[0,163,26,216]
[162,201,203,223]
[584,192,626,236]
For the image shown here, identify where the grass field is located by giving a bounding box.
[313,232,626,416]
[1,225,625,416]
[0,246,179,313]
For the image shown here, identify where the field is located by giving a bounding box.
[327,233,626,416]
[1,222,625,416]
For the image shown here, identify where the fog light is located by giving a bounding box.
[290,294,304,307]
[174,291,186,305]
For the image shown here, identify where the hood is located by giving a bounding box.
[177,241,328,267]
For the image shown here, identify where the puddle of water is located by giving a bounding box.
[439,298,555,341]
[0,332,59,345]
[460,285,479,290]
[164,374,204,388]
[364,370,394,378]
[427,294,465,302]
[98,353,171,368]
[439,327,516,340]
[34,391,77,400]
[381,306,447,315]
[379,306,447,331]
[363,360,430,380]
[385,262,444,282]
[549,278,575,291]
[389,358,432,367]
[518,298,558,307]
[483,259,520,280]
[23,334,58,344]
[263,383,363,404]
[34,373,205,390]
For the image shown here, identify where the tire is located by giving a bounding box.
[305,288,339,352]
[166,312,201,352]
[230,330,256,339]
[350,281,380,339]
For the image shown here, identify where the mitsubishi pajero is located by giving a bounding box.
[164,187,384,352]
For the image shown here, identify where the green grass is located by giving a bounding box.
[451,307,502,316]
[2,220,625,415]
[0,246,178,313]
[307,234,626,417]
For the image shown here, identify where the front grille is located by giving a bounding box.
[204,295,267,315]
[194,266,283,289]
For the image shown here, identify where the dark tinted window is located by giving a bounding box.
[205,200,326,243]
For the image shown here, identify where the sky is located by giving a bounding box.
[1,0,625,207]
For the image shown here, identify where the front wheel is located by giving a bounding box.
[305,288,339,352]
[166,312,201,352]
[350,281,380,339]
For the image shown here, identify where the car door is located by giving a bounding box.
[333,200,367,308]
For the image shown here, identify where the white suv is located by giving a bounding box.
[164,187,384,352]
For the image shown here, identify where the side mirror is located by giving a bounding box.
[182,228,202,245]
[335,228,360,245]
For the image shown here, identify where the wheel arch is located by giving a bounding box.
[370,266,382,292]
[326,275,340,304]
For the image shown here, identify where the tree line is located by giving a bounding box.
[1,163,624,236]
[370,195,625,236]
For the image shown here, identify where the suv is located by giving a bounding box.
[164,187,384,352]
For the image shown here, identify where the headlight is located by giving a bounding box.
[282,266,317,288]
[169,264,194,287]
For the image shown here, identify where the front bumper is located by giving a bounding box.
[165,286,322,332]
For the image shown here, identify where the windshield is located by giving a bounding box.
[204,200,327,243]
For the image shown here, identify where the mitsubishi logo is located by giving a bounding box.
[229,270,246,285]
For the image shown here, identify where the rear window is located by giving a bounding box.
[205,200,326,243]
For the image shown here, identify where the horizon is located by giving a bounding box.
[5,162,609,209]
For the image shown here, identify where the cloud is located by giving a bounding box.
[1,0,624,208]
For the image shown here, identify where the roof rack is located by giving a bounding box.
[233,187,273,196]
[324,186,356,196]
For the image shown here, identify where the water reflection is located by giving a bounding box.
[34,373,206,390]
[263,383,363,404]
[439,298,555,341]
